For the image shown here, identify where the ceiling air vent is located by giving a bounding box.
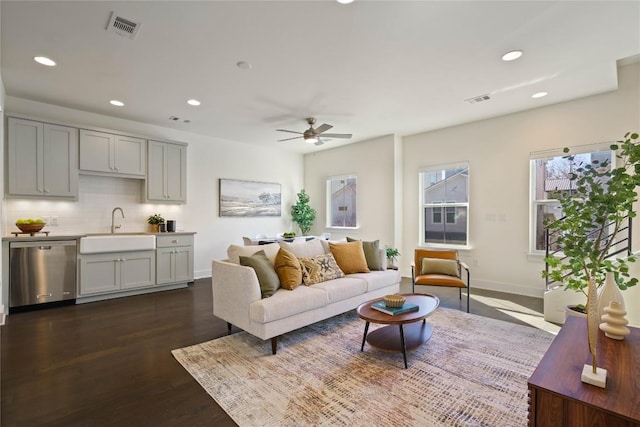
[106,12,141,40]
[465,94,491,104]
[169,116,191,124]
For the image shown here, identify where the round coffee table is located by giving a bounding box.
[356,293,440,368]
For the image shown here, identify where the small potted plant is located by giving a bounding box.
[385,246,400,269]
[147,213,165,233]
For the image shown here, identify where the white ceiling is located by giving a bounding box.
[2,1,639,153]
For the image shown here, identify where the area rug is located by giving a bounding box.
[172,308,554,426]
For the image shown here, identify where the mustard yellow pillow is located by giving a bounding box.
[420,258,460,277]
[329,240,370,274]
[274,248,302,290]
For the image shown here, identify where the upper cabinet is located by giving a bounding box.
[146,140,187,203]
[79,129,146,178]
[7,117,79,199]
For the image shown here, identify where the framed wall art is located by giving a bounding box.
[219,179,282,217]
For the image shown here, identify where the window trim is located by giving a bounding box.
[326,174,358,229]
[419,162,470,249]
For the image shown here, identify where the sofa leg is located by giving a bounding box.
[227,322,232,335]
[271,337,278,355]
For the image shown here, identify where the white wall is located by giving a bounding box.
[304,134,398,247]
[3,97,304,279]
[403,62,640,298]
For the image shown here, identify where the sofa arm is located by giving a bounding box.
[212,259,262,331]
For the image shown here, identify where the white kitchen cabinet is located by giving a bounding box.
[155,234,194,285]
[80,250,155,296]
[7,117,78,198]
[147,140,187,203]
[79,129,146,177]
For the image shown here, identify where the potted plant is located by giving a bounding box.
[147,213,165,233]
[290,189,316,236]
[385,246,400,269]
[543,131,639,386]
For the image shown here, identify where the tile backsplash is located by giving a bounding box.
[4,175,184,235]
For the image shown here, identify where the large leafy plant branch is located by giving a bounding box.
[290,189,317,236]
[543,132,640,296]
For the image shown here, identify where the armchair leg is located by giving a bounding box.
[459,288,462,300]
[271,337,278,355]
[411,266,415,293]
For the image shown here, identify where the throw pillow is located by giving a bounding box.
[279,239,325,258]
[346,237,382,270]
[298,254,345,285]
[227,243,280,265]
[420,258,460,278]
[329,240,370,274]
[274,248,302,290]
[239,250,280,298]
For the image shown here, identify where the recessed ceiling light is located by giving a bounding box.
[187,99,201,106]
[337,0,354,3]
[236,61,252,70]
[532,92,548,99]
[502,50,523,62]
[34,56,56,66]
[110,100,125,107]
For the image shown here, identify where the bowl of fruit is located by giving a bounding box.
[15,218,46,234]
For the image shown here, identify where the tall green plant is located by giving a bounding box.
[291,189,316,235]
[543,132,640,295]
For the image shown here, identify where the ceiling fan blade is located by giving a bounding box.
[278,136,303,142]
[276,129,303,135]
[318,133,352,139]
[315,123,333,134]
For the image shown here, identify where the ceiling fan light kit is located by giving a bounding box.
[276,117,352,147]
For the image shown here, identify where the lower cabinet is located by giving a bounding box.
[156,234,194,285]
[80,250,156,296]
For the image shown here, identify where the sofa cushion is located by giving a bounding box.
[227,243,280,265]
[329,241,370,274]
[239,250,280,298]
[348,269,402,292]
[274,248,302,290]
[312,277,367,303]
[420,257,460,277]
[299,254,345,285]
[280,239,326,258]
[249,286,329,323]
[346,237,382,270]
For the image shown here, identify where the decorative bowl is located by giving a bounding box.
[16,222,46,233]
[383,294,406,308]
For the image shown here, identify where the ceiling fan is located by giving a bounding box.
[276,118,352,146]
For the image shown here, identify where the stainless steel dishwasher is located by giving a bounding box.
[9,239,77,311]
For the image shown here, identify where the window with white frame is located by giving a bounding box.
[530,145,613,253]
[419,164,469,247]
[326,175,357,228]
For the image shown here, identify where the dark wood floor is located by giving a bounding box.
[1,278,543,427]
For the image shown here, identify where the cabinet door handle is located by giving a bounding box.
[44,188,50,193]
[171,240,178,243]
[38,246,52,250]
[114,167,119,172]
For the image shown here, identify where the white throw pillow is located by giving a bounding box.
[279,239,325,258]
[227,243,280,265]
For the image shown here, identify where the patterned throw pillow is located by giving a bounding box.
[298,254,345,285]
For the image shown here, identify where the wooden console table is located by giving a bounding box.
[528,316,640,426]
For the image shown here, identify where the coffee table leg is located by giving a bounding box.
[399,324,408,369]
[361,321,370,351]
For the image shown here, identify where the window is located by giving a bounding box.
[420,164,469,247]
[530,146,613,253]
[326,175,357,228]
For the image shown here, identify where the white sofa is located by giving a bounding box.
[212,240,401,354]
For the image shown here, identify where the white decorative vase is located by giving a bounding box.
[599,301,630,340]
[597,271,625,321]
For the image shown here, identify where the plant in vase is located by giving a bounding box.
[147,213,165,232]
[385,246,400,269]
[290,189,316,236]
[542,131,639,387]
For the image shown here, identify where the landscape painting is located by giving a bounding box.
[219,179,282,217]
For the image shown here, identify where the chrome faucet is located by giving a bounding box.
[111,207,125,234]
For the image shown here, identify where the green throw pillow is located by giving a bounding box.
[347,237,382,270]
[240,250,280,298]
[420,258,460,278]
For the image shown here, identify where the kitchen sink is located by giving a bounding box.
[80,234,156,254]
